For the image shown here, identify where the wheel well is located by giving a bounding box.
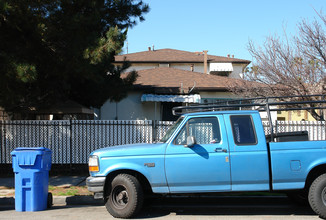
[103,169,153,199]
[305,164,326,189]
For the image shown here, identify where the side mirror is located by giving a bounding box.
[185,136,196,148]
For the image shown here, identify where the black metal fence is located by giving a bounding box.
[1,119,325,166]
[0,120,173,165]
[262,121,326,140]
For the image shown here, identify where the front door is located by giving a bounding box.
[165,115,231,193]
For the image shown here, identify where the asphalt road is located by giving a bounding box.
[0,196,320,220]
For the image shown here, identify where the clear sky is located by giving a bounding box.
[125,0,325,62]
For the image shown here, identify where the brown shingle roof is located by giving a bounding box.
[115,48,250,64]
[123,67,256,94]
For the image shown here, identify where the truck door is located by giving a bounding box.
[223,113,270,191]
[165,115,231,193]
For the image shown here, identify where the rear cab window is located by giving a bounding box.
[230,115,257,145]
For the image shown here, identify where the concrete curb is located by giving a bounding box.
[53,195,104,206]
[0,197,15,206]
[0,195,104,207]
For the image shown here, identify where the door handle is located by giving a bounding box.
[215,148,227,153]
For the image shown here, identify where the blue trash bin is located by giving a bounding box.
[11,147,52,212]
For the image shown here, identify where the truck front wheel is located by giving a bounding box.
[309,173,326,218]
[105,174,144,218]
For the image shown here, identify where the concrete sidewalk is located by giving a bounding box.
[0,176,104,207]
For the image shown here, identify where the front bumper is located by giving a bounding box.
[86,176,105,192]
[86,176,106,199]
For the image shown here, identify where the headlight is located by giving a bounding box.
[89,155,99,172]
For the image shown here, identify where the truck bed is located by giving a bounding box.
[269,140,326,190]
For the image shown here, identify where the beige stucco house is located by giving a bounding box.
[98,48,251,121]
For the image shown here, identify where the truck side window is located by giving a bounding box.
[230,115,257,145]
[174,117,220,145]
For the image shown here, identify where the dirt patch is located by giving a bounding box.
[49,185,92,196]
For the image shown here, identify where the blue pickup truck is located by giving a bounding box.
[87,108,326,218]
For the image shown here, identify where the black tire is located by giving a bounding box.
[308,173,326,219]
[47,192,53,209]
[105,174,144,218]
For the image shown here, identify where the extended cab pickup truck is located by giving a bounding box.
[87,106,326,218]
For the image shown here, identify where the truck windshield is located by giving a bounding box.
[159,117,184,143]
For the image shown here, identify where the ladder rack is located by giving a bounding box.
[172,94,326,141]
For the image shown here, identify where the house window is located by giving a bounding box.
[210,71,231,77]
[277,117,286,121]
[159,63,169,68]
[297,110,302,117]
[162,102,180,121]
[190,64,194,72]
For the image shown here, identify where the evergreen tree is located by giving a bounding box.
[0,0,148,116]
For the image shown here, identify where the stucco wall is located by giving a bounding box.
[100,91,278,122]
[277,110,317,121]
[199,91,237,99]
[100,91,161,120]
[229,64,245,79]
[123,63,158,72]
[122,62,244,78]
[170,63,205,73]
[100,91,236,121]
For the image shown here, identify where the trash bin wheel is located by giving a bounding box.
[47,192,53,209]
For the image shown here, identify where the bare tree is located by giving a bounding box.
[231,11,326,121]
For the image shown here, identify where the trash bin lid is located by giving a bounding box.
[12,147,51,152]
[11,147,52,166]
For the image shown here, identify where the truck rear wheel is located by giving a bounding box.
[105,174,144,218]
[308,173,326,218]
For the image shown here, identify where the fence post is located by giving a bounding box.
[3,121,6,163]
[69,119,73,172]
[152,120,156,142]
[0,120,2,164]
